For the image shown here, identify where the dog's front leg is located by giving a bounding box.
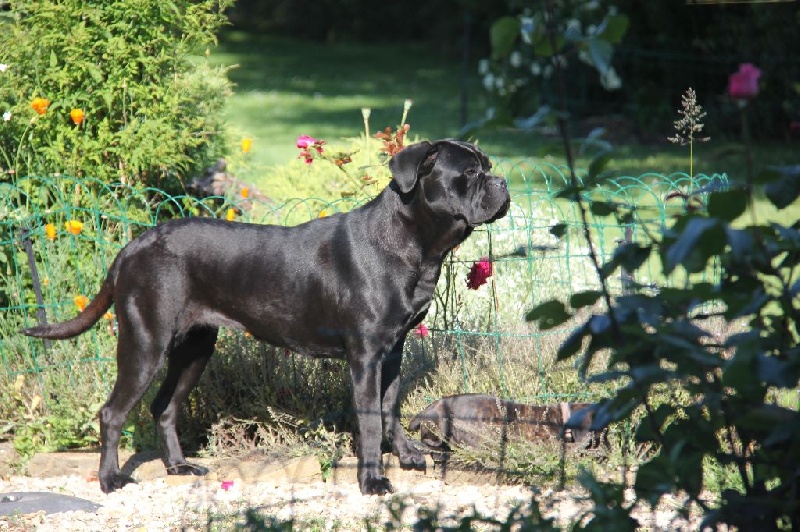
[349,354,393,495]
[381,337,426,471]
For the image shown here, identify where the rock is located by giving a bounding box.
[0,442,19,479]
[0,492,101,516]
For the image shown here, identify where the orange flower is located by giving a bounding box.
[70,108,84,125]
[240,186,250,199]
[225,208,235,221]
[318,210,328,218]
[65,220,83,235]
[103,312,115,320]
[31,97,50,115]
[74,295,89,311]
[44,223,56,240]
[241,137,253,154]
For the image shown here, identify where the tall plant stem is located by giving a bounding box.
[543,0,619,338]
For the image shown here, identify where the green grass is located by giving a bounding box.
[209,31,799,200]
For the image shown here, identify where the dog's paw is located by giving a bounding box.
[359,474,394,496]
[100,473,136,493]
[395,439,427,471]
[166,462,209,476]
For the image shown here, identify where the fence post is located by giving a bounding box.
[19,227,51,353]
[620,225,634,296]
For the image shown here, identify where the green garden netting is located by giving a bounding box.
[0,161,728,402]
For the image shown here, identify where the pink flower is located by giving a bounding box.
[727,63,761,100]
[413,323,429,338]
[221,480,234,491]
[296,134,325,164]
[296,134,318,149]
[466,258,493,290]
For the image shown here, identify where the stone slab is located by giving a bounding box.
[0,492,101,516]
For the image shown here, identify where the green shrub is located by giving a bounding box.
[0,0,233,190]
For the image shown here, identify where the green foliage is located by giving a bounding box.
[0,0,233,190]
[466,2,629,138]
[0,373,104,460]
[528,119,800,532]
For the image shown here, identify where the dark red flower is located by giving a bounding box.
[466,258,493,290]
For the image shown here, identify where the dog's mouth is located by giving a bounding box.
[487,195,511,223]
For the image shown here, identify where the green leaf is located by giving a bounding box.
[49,49,58,68]
[585,38,613,74]
[635,455,674,506]
[534,35,565,58]
[525,299,571,329]
[570,290,603,309]
[557,322,588,360]
[663,217,722,275]
[590,200,615,217]
[490,17,520,60]
[599,14,629,43]
[588,150,613,180]
[600,242,651,279]
[707,189,748,221]
[765,169,800,210]
[549,222,567,239]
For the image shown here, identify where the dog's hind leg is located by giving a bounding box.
[149,326,218,476]
[98,325,170,493]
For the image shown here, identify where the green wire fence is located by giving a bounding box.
[0,161,728,403]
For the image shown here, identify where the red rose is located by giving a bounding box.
[466,258,493,290]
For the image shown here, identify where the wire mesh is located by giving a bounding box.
[0,163,728,404]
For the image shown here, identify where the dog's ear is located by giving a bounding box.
[389,141,435,193]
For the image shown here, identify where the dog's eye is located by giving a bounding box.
[465,169,478,178]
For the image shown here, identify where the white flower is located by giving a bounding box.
[478,59,490,75]
[520,17,535,44]
[509,51,522,68]
[530,62,541,76]
[482,73,495,92]
[600,66,622,90]
[566,19,582,35]
[0,64,7,73]
[2,111,10,122]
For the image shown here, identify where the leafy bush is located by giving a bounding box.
[0,0,233,190]
[524,21,800,528]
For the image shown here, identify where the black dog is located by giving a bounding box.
[409,394,609,459]
[21,140,510,496]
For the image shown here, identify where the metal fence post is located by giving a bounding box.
[19,227,51,353]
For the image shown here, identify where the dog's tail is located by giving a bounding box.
[20,277,114,340]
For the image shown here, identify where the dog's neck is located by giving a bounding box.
[376,184,473,262]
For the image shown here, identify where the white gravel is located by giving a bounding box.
[0,472,703,531]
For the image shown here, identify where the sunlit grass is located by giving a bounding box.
[211,32,798,218]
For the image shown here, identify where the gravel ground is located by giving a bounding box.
[0,470,703,531]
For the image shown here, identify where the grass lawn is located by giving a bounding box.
[210,31,799,221]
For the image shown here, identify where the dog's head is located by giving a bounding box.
[389,140,510,227]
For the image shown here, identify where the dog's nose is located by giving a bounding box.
[488,176,507,189]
